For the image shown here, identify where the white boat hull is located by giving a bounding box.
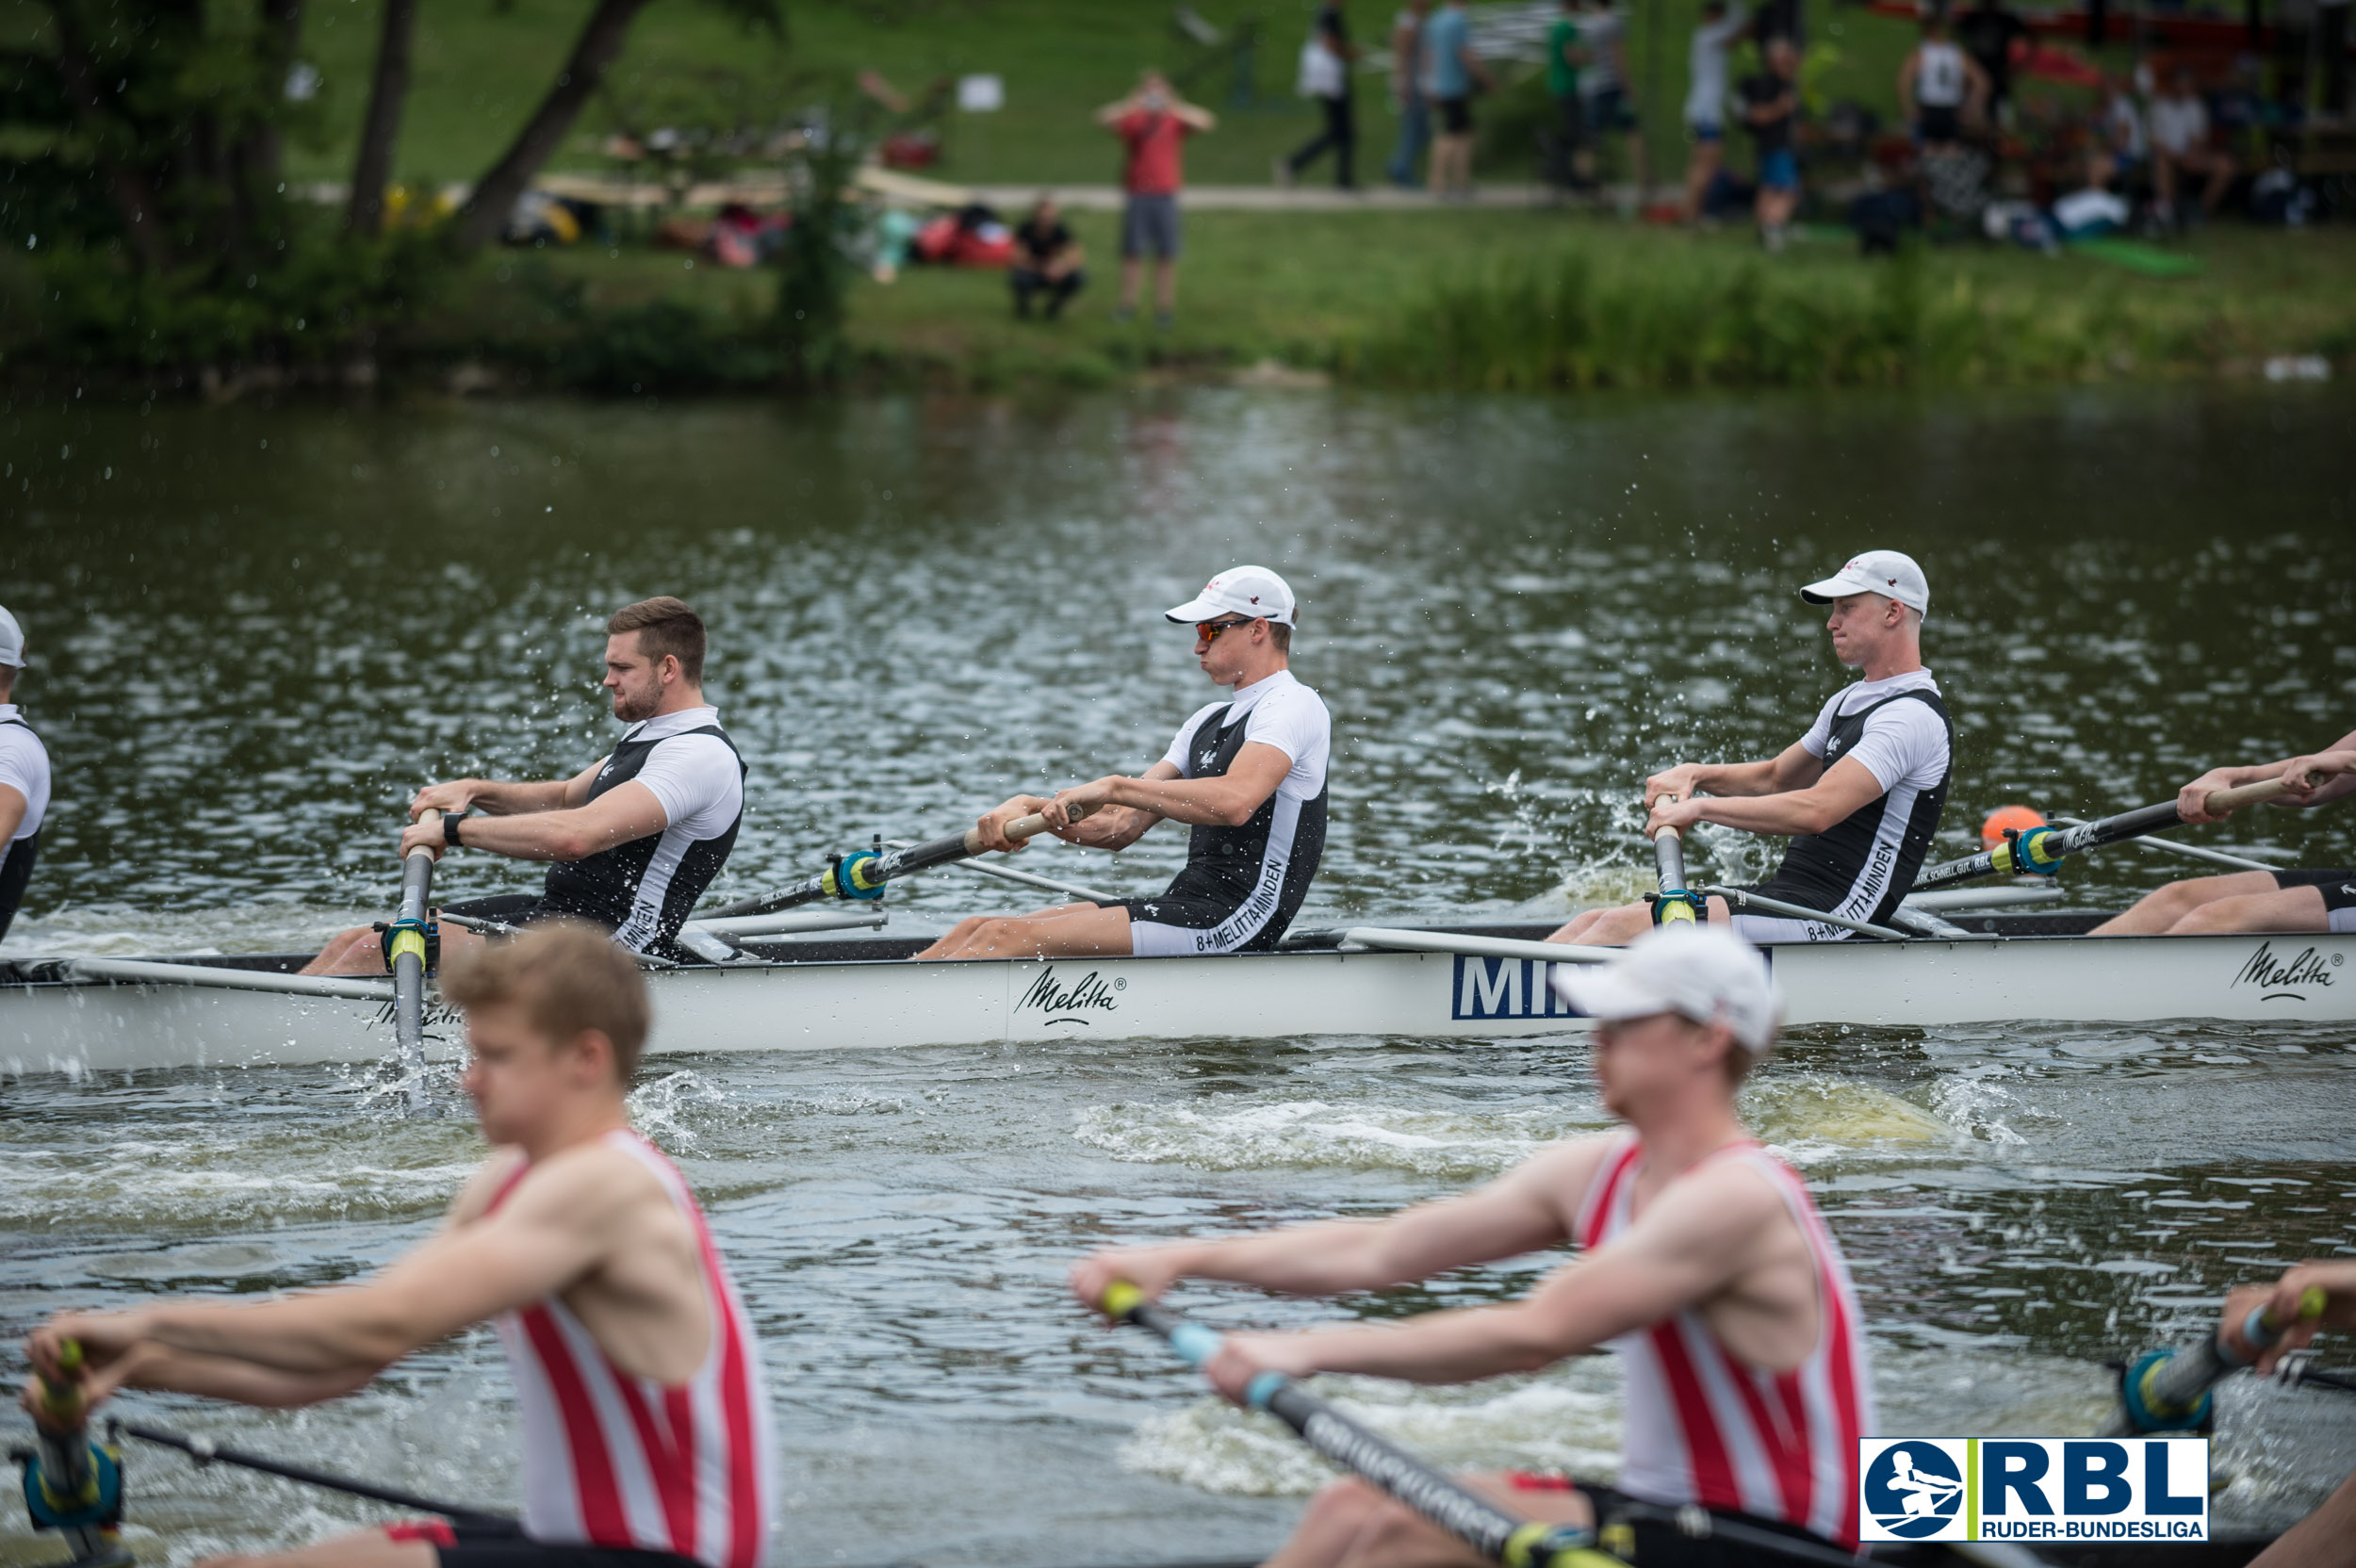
[3,923,2349,1076]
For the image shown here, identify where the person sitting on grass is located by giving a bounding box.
[1740,36,1803,252]
[2150,67,2234,227]
[1009,196,1086,321]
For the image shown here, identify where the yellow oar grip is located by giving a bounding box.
[388,927,428,965]
[2297,1285,2329,1323]
[37,1338,88,1426]
[1501,1522,1621,1568]
[1100,1280,1144,1319]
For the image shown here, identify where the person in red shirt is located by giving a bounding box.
[1094,71,1217,328]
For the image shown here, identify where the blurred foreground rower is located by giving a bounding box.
[1072,926,1874,1567]
[1550,549,1952,945]
[23,924,776,1568]
[2094,728,2356,937]
[915,564,1330,960]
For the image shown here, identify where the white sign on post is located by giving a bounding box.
[957,74,1005,113]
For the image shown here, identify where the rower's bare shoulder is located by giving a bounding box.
[447,1148,529,1225]
[1657,1155,1794,1243]
[1507,1133,1626,1219]
[488,1136,673,1233]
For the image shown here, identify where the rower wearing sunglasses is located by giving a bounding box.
[913,565,1331,961]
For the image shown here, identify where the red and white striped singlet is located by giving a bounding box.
[1575,1133,1875,1547]
[489,1130,777,1568]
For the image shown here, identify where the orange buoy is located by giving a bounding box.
[1981,805,2047,849]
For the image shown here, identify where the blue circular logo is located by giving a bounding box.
[1864,1442,1965,1539]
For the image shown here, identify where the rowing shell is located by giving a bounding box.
[3,912,2350,1076]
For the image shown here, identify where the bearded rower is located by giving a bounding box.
[305,597,744,974]
[1550,549,1951,945]
[23,923,777,1568]
[915,564,1331,960]
[1072,926,1874,1567]
[2092,729,2356,937]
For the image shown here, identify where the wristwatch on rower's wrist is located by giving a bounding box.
[442,811,470,847]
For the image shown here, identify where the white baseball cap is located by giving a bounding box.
[0,606,23,669]
[1548,925,1784,1055]
[1165,565,1298,628]
[1800,549,1930,618]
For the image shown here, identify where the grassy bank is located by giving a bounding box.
[396,209,2356,395]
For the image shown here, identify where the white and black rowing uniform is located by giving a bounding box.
[1914,39,1970,141]
[0,702,51,944]
[2269,869,2356,933]
[444,707,746,961]
[1729,669,1952,943]
[1092,669,1331,956]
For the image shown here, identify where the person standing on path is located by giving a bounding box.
[1420,0,1492,196]
[1098,71,1215,329]
[1955,0,2029,128]
[1898,11,1988,154]
[1545,0,1590,190]
[1739,35,1802,251]
[0,605,51,947]
[1385,0,1432,187]
[1680,0,1748,220]
[1281,2,1361,190]
[1574,0,1646,198]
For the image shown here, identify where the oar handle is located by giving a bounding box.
[1649,794,1699,927]
[2110,1285,2330,1434]
[961,801,1096,856]
[33,1337,90,1433]
[405,807,442,863]
[2201,777,2292,817]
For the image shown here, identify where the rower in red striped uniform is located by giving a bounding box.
[1071,927,1873,1568]
[23,923,776,1568]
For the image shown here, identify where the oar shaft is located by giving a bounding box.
[701,805,1090,920]
[117,1420,511,1527]
[2102,1286,2328,1436]
[391,808,440,1114]
[1912,778,2293,892]
[1101,1286,1612,1568]
[1650,797,1700,927]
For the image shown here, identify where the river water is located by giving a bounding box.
[3,384,2354,1565]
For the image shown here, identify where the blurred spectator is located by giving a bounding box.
[1096,71,1216,328]
[1386,0,1433,187]
[1281,2,1361,189]
[2150,68,2234,223]
[1422,0,1493,196]
[1740,35,1802,250]
[1955,0,2030,127]
[1681,0,1749,220]
[1009,196,1086,320]
[2086,75,2147,192]
[1899,12,1989,154]
[1546,0,1589,189]
[1575,0,1646,193]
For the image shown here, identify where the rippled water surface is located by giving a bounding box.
[4,385,2354,1565]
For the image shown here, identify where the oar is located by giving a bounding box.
[11,1344,131,1568]
[385,808,441,1114]
[2102,1285,2329,1436]
[1912,778,2290,893]
[1096,1282,1622,1568]
[701,803,1093,921]
[114,1419,511,1527]
[1649,793,1703,927]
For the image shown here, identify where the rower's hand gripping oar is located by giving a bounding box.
[701,803,1095,922]
[1648,793,1704,928]
[9,1340,132,1568]
[385,808,440,1114]
[1912,777,2290,893]
[2102,1285,2330,1437]
[1095,1283,1622,1568]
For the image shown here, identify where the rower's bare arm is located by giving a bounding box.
[413,773,579,819]
[2179,731,2356,822]
[1072,1138,1609,1306]
[110,1145,647,1376]
[445,778,668,863]
[0,784,24,846]
[1683,755,1883,837]
[67,1340,377,1410]
[2279,745,2356,808]
[1221,1157,1787,1388]
[2223,1259,2356,1372]
[1051,761,1177,850]
[1058,743,1292,829]
[1649,743,1820,807]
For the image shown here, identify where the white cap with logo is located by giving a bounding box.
[1165,565,1298,628]
[1800,549,1930,619]
[1548,925,1784,1055]
[0,605,23,669]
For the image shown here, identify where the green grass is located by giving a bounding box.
[0,0,2144,193]
[417,208,2356,393]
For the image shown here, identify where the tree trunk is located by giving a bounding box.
[44,1,170,270]
[347,0,417,235]
[450,0,651,252]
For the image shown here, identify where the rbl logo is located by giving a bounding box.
[1858,1438,2209,1543]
